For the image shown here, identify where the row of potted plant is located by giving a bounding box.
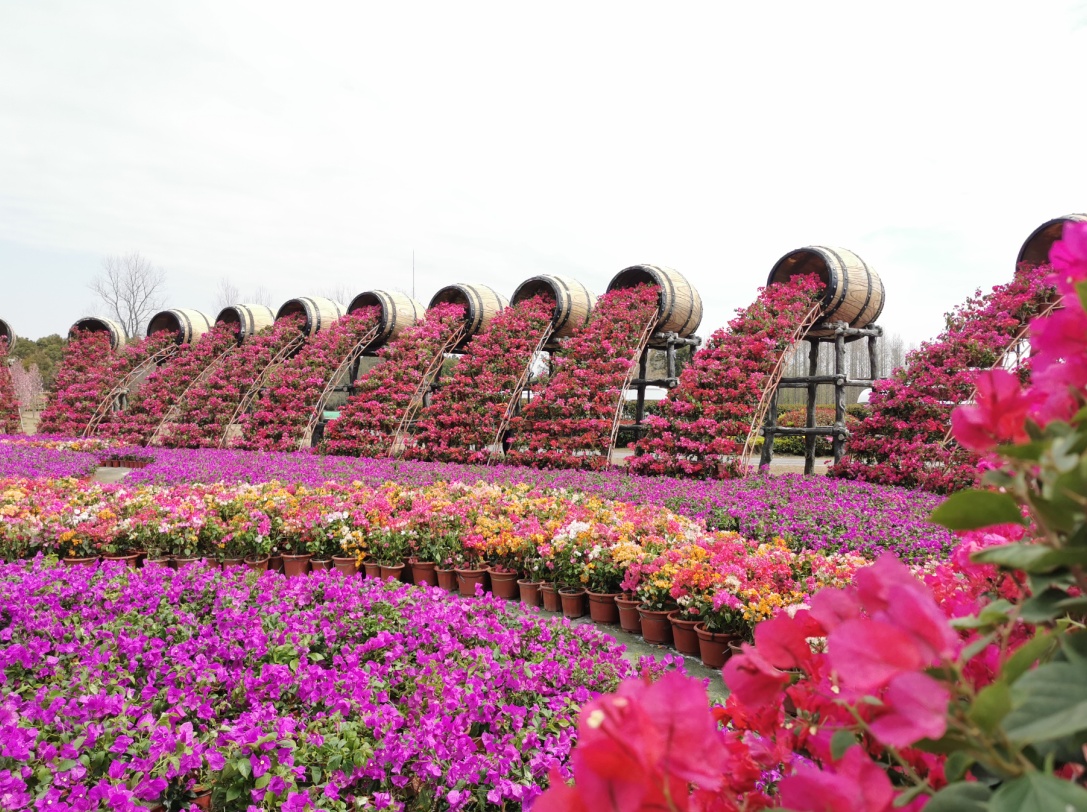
[320,301,467,457]
[404,294,554,463]
[629,273,823,478]
[505,284,660,470]
[830,260,1055,492]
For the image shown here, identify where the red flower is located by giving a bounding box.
[777,747,895,812]
[950,368,1036,452]
[868,671,949,747]
[722,643,791,709]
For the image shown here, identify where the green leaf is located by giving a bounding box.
[1001,629,1056,684]
[1059,631,1087,668]
[236,757,251,779]
[830,729,857,760]
[1020,588,1076,623]
[943,752,974,784]
[996,440,1047,461]
[1077,280,1087,317]
[931,490,1026,530]
[951,600,1013,630]
[922,782,992,812]
[968,681,1011,733]
[961,630,999,661]
[989,772,1087,812]
[1004,662,1087,745]
[973,543,1087,574]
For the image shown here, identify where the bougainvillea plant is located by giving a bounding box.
[830,262,1055,493]
[320,302,466,458]
[234,308,381,453]
[0,337,21,434]
[162,317,303,449]
[505,284,660,471]
[539,221,1087,811]
[629,274,822,479]
[406,294,554,464]
[97,324,237,445]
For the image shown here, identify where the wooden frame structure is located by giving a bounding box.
[616,330,703,444]
[756,321,882,474]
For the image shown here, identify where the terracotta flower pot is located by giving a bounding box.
[268,555,284,574]
[517,579,542,607]
[668,610,701,656]
[559,588,587,619]
[455,567,488,598]
[102,553,140,569]
[488,569,520,600]
[282,553,312,578]
[332,555,358,576]
[62,556,97,568]
[144,557,172,569]
[380,563,405,580]
[363,561,381,579]
[587,591,620,625]
[540,583,561,612]
[436,567,457,592]
[173,556,200,569]
[221,557,245,569]
[638,607,674,646]
[200,558,223,570]
[695,623,739,670]
[616,596,642,634]
[411,560,438,587]
[244,556,269,573]
[310,558,332,571]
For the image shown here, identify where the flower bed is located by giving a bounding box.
[97,324,237,445]
[405,295,553,464]
[829,262,1054,493]
[506,285,660,470]
[105,448,954,560]
[38,331,173,437]
[0,435,101,479]
[0,560,649,810]
[234,309,381,452]
[321,302,467,458]
[0,337,20,434]
[162,318,303,448]
[629,274,822,478]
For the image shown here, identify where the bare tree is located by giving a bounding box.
[250,285,274,309]
[320,284,356,307]
[89,252,167,337]
[10,361,44,410]
[215,278,241,311]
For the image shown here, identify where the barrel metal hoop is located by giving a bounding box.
[552,277,573,333]
[177,310,193,344]
[821,248,849,316]
[852,253,874,327]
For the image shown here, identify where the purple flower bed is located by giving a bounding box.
[0,560,656,811]
[0,436,100,479]
[118,448,954,560]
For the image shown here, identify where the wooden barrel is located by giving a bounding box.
[766,246,884,338]
[275,296,345,335]
[1017,214,1087,268]
[216,304,276,341]
[0,319,15,351]
[348,290,426,350]
[510,274,596,339]
[428,284,508,348]
[68,317,127,351]
[147,308,213,344]
[607,264,702,337]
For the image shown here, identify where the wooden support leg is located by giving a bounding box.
[805,341,819,475]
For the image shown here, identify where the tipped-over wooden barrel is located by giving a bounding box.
[607,264,702,337]
[0,319,15,351]
[68,317,127,351]
[147,308,213,345]
[1017,214,1087,269]
[348,290,426,351]
[428,283,508,349]
[275,296,345,335]
[767,246,884,339]
[216,304,276,341]
[510,274,597,339]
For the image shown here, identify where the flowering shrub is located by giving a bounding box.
[406,295,554,463]
[321,302,467,458]
[8,358,44,412]
[234,308,381,452]
[38,331,172,437]
[543,221,1087,810]
[830,262,1055,493]
[506,285,660,470]
[0,560,655,810]
[629,274,822,479]
[771,405,865,456]
[0,338,20,434]
[97,324,237,445]
[162,317,303,448]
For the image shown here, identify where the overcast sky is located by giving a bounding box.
[2,0,1086,347]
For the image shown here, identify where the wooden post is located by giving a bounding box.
[635,347,649,426]
[759,384,779,470]
[666,336,677,381]
[805,340,819,475]
[867,334,880,379]
[833,330,847,464]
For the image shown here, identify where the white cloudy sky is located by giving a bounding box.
[2,0,1086,346]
